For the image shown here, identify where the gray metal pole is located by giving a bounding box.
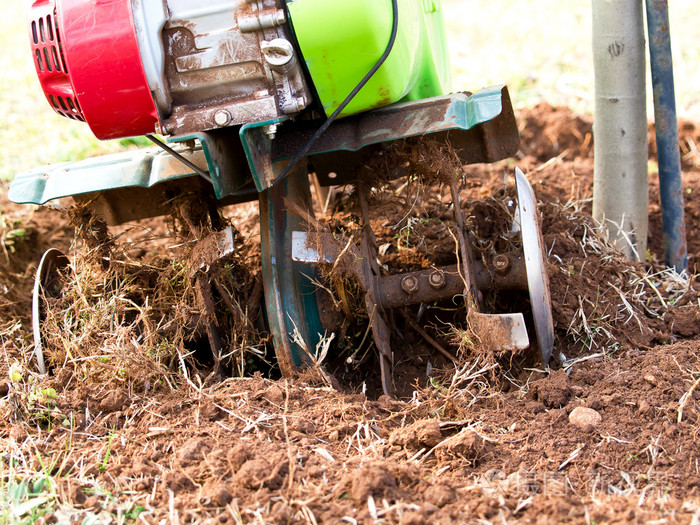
[592,0,648,261]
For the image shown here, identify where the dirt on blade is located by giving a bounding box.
[1,104,700,524]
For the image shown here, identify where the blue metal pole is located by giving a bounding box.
[645,0,688,272]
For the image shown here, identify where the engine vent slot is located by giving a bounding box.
[29,2,84,122]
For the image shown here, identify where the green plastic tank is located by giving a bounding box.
[287,0,451,118]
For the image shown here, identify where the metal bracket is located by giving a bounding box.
[240,86,519,191]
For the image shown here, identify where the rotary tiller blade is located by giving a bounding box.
[514,167,555,365]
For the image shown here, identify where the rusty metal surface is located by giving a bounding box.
[291,220,536,393]
[357,183,394,397]
[298,90,516,189]
[468,311,529,351]
[73,176,211,226]
[292,232,529,307]
[189,227,237,276]
[238,87,519,191]
[269,87,515,159]
[158,0,310,137]
[448,177,480,307]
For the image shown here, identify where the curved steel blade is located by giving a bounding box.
[32,248,71,374]
[515,167,554,365]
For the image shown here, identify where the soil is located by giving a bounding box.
[1,103,700,523]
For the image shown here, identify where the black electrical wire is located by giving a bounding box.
[273,0,399,186]
[145,134,213,184]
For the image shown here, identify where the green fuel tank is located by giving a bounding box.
[286,0,450,118]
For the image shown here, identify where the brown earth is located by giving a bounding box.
[1,104,700,523]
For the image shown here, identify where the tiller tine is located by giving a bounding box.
[188,226,238,379]
[291,167,555,397]
[468,312,529,351]
[254,90,551,397]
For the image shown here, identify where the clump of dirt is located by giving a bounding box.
[530,369,572,408]
[349,464,399,504]
[435,428,487,463]
[389,418,442,449]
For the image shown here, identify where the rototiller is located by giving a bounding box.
[11,0,554,396]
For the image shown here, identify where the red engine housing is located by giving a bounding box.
[29,0,158,139]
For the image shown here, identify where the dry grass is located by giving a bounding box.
[546,199,689,355]
[30,203,264,395]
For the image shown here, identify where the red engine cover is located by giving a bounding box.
[29,0,158,139]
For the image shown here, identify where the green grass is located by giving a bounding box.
[0,1,126,181]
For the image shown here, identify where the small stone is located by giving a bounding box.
[637,399,651,415]
[644,374,658,386]
[569,406,602,428]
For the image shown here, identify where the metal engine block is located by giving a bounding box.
[138,0,311,136]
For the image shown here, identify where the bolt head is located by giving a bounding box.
[428,270,446,289]
[401,275,419,294]
[493,254,511,273]
[264,124,278,140]
[214,110,231,127]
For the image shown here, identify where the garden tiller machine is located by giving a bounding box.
[11,0,554,396]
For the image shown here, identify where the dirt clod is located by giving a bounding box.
[178,438,210,463]
[435,429,486,462]
[530,369,572,408]
[98,389,129,413]
[389,419,442,449]
[424,484,457,507]
[203,484,233,507]
[350,464,398,504]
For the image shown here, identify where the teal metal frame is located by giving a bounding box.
[10,87,515,207]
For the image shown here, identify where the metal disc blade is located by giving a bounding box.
[32,248,71,374]
[515,167,555,365]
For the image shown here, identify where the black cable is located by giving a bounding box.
[273,0,399,186]
[145,134,213,184]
